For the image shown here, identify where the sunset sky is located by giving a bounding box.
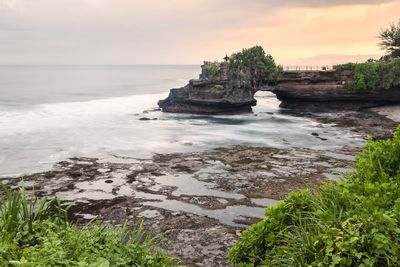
[0,0,399,65]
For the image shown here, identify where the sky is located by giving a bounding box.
[0,0,399,65]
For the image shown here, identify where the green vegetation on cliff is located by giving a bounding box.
[205,46,282,86]
[206,61,222,77]
[229,126,400,266]
[331,20,400,92]
[334,58,400,91]
[228,46,283,86]
[0,185,177,266]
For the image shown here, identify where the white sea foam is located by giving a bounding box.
[0,66,364,177]
[0,92,167,135]
[0,93,364,177]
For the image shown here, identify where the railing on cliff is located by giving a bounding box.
[283,65,333,71]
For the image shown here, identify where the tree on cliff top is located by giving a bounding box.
[228,46,282,86]
[379,19,400,59]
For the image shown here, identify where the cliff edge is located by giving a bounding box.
[274,68,400,110]
[158,47,400,114]
[158,62,257,114]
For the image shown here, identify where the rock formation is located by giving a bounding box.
[159,60,400,114]
[158,62,257,114]
[273,70,400,110]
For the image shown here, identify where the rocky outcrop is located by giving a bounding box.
[273,70,400,110]
[158,63,257,114]
[159,63,400,114]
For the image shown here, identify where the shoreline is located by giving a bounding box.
[371,104,400,123]
[1,145,356,266]
[0,107,398,266]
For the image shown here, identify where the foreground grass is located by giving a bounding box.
[229,126,400,266]
[0,185,178,266]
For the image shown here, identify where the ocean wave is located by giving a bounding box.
[0,92,168,135]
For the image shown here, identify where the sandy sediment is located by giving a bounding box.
[371,104,400,123]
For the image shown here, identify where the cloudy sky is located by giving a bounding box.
[0,0,399,65]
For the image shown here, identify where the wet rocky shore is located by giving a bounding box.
[1,146,355,266]
[2,107,396,266]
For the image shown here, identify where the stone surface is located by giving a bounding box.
[2,144,357,267]
[2,108,396,266]
[158,63,257,114]
[272,70,400,111]
[160,65,400,113]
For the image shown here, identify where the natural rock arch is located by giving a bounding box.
[159,64,400,114]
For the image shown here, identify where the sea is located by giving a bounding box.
[0,65,363,177]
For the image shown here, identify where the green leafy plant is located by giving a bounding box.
[350,62,381,91]
[334,59,400,91]
[207,61,222,77]
[0,185,179,266]
[0,184,68,240]
[229,126,400,266]
[379,57,400,89]
[228,46,282,86]
[203,46,282,86]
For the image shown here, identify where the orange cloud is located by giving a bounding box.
[0,0,399,64]
[209,1,400,65]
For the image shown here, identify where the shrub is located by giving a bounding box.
[229,126,400,266]
[207,61,222,77]
[0,186,178,266]
[334,62,381,91]
[379,57,400,89]
[334,59,400,91]
[350,63,381,91]
[228,46,283,86]
[203,46,282,86]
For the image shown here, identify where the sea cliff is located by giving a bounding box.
[273,69,400,110]
[159,59,400,113]
[158,62,257,114]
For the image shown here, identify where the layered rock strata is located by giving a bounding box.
[273,70,400,110]
[158,63,257,114]
[159,66,400,113]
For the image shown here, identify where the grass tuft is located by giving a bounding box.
[229,126,400,266]
[0,185,179,266]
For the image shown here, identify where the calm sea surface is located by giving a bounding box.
[0,65,363,177]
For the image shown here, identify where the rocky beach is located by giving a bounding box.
[1,104,397,266]
[1,1,400,265]
[2,53,400,265]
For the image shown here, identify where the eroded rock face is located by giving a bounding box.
[274,70,400,110]
[159,64,400,113]
[158,63,257,114]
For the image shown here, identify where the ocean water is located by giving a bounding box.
[0,65,363,177]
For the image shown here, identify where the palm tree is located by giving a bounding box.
[379,20,400,59]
